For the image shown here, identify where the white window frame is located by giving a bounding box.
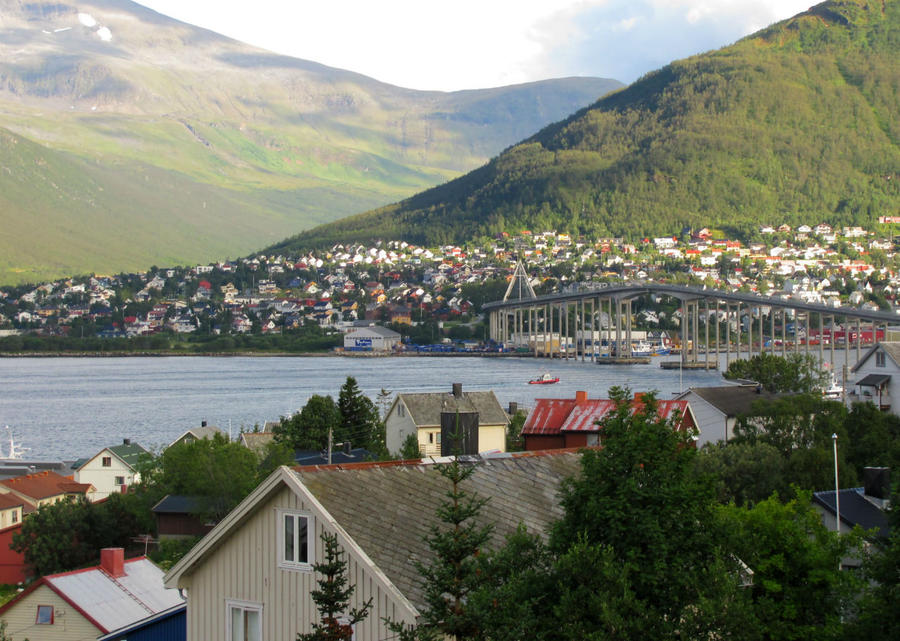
[276,509,314,571]
[226,599,262,641]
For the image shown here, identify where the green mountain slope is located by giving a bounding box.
[283,0,900,251]
[0,0,620,284]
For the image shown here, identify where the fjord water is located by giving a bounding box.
[0,356,729,460]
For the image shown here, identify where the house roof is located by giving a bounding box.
[97,603,186,641]
[348,326,401,338]
[812,488,891,539]
[522,396,691,436]
[395,389,510,428]
[852,342,900,372]
[239,431,276,455]
[107,442,150,468]
[855,373,891,388]
[0,557,183,634]
[0,470,91,500]
[171,425,223,446]
[151,494,207,515]
[166,451,583,615]
[677,385,786,417]
[0,493,23,510]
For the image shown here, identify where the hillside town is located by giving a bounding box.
[3,222,900,343]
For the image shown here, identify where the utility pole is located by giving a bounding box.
[328,424,333,465]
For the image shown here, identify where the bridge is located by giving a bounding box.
[483,275,898,374]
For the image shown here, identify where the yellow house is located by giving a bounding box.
[384,383,509,456]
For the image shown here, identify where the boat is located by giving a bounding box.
[822,374,843,400]
[2,426,29,460]
[529,373,560,385]
[631,340,653,357]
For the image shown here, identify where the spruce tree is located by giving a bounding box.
[298,532,372,641]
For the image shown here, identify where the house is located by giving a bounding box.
[521,392,696,451]
[384,383,509,456]
[812,467,891,540]
[239,431,276,457]
[849,342,900,412]
[0,524,26,585]
[0,548,183,641]
[0,492,24,529]
[98,603,186,641]
[343,325,401,352]
[164,451,583,641]
[674,385,787,446]
[151,495,216,541]
[0,470,93,508]
[73,439,149,500]
[169,422,224,448]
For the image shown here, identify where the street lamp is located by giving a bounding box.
[832,433,840,534]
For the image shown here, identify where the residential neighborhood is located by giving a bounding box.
[4,223,900,347]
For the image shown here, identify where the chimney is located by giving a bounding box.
[508,402,518,416]
[201,420,207,427]
[575,391,588,403]
[863,467,891,504]
[100,548,125,578]
[452,383,463,398]
[123,438,131,446]
[344,441,352,455]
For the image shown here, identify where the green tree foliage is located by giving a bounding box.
[388,458,493,641]
[298,532,372,641]
[549,387,748,639]
[696,440,788,506]
[337,376,384,453]
[724,353,826,393]
[275,395,341,451]
[11,494,147,577]
[287,0,900,250]
[399,433,421,460]
[141,433,261,521]
[719,492,864,641]
[505,410,526,452]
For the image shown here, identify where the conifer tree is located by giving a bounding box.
[298,532,372,641]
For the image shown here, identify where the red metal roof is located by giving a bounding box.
[521,399,576,435]
[522,395,691,435]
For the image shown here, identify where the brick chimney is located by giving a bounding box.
[575,391,588,403]
[100,548,125,578]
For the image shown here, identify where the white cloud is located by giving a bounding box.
[135,0,815,89]
[77,12,97,28]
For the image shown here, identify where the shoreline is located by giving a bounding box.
[0,350,525,358]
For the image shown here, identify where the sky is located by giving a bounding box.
[135,0,815,91]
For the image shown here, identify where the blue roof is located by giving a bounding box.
[98,602,186,641]
[812,488,891,538]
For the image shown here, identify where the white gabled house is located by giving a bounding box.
[165,451,581,641]
[73,439,149,500]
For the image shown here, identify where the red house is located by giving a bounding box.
[0,524,26,584]
[521,391,697,451]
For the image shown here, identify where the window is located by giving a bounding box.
[35,605,53,625]
[102,456,112,467]
[226,600,261,641]
[278,510,313,570]
[115,476,126,486]
[876,351,886,367]
[11,510,17,524]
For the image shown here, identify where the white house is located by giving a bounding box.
[849,342,900,412]
[164,451,582,641]
[675,385,787,446]
[343,326,401,352]
[73,439,149,500]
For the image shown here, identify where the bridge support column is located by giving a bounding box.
[724,303,730,369]
[705,300,710,370]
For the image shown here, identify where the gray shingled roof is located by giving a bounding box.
[293,451,582,613]
[686,386,788,417]
[812,488,891,539]
[398,390,510,427]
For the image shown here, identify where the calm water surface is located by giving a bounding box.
[0,355,731,460]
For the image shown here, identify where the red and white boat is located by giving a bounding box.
[528,373,559,385]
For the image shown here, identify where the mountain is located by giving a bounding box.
[282,0,900,252]
[0,0,620,284]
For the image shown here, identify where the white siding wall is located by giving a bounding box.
[182,485,416,641]
[683,394,729,447]
[385,400,419,454]
[1,584,99,641]
[75,450,137,500]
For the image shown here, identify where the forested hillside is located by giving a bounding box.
[282,0,900,251]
